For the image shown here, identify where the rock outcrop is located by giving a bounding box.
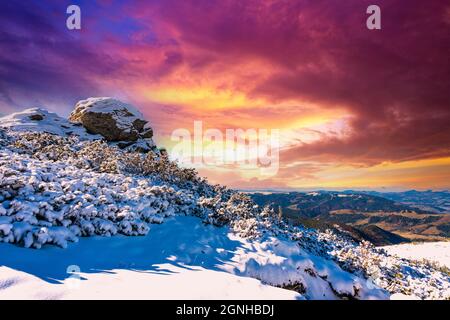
[0,98,157,153]
[69,97,156,152]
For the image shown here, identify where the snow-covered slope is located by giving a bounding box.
[0,215,386,300]
[0,108,97,139]
[0,216,300,300]
[1,103,449,300]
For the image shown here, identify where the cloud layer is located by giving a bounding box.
[0,0,449,189]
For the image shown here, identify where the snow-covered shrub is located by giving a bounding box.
[0,129,8,147]
[0,132,275,248]
[6,132,208,189]
[74,140,120,173]
[119,150,205,188]
[197,189,278,238]
[9,132,78,161]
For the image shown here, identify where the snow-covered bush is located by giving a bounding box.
[0,131,279,248]
[119,150,206,188]
[6,132,208,189]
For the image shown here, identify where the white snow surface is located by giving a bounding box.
[0,215,386,300]
[381,242,450,268]
[0,108,98,140]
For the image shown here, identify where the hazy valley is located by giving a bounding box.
[250,191,450,246]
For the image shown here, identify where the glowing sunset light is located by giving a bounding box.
[0,0,448,190]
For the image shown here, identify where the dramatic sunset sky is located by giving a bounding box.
[0,1,449,190]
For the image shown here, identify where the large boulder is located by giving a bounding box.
[69,97,156,152]
[69,97,152,141]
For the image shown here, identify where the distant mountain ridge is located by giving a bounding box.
[244,189,450,213]
[250,191,430,216]
[250,191,449,244]
[351,190,450,213]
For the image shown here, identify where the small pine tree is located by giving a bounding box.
[278,206,283,222]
